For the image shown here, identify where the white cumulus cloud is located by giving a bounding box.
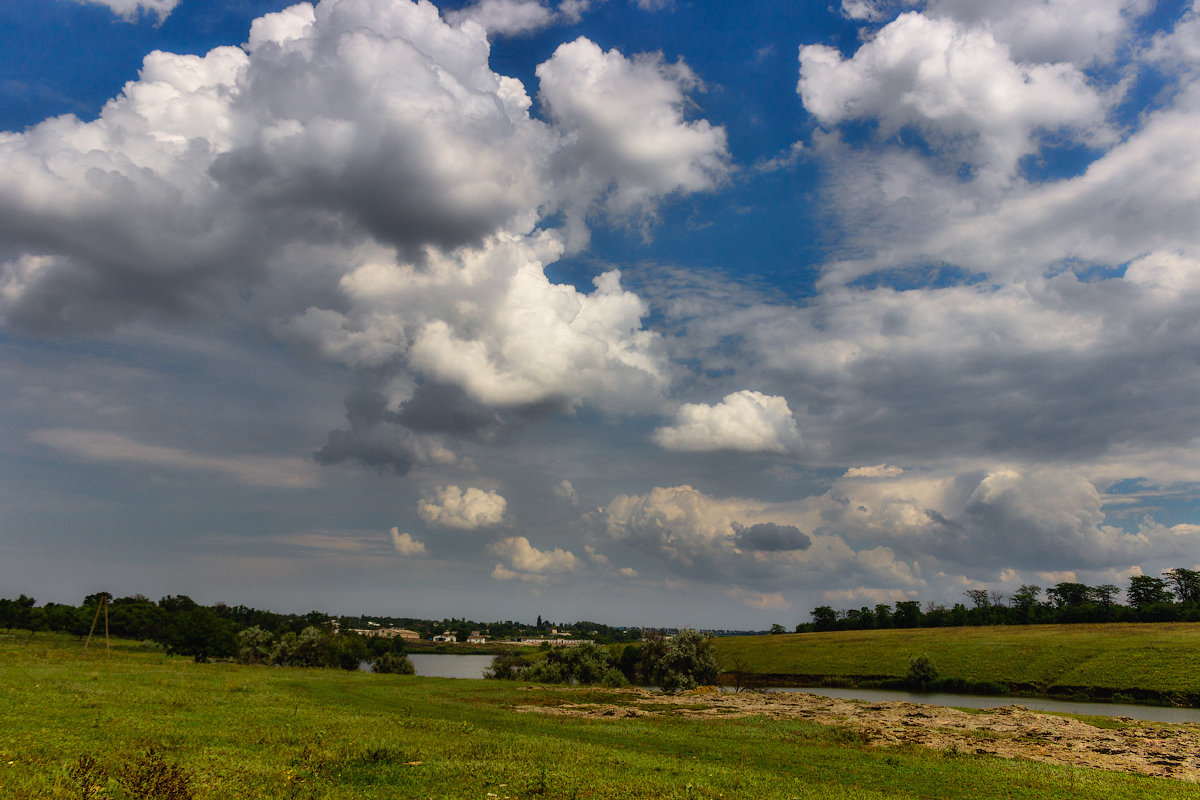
[389,528,428,556]
[418,485,507,529]
[491,536,580,582]
[446,0,557,35]
[799,11,1111,184]
[653,390,800,453]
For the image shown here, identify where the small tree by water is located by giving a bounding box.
[906,654,938,691]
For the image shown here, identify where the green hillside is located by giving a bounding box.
[714,623,1200,701]
[3,630,1195,799]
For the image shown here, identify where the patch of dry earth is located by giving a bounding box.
[516,688,1200,781]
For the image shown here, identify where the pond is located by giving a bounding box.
[408,653,495,679]
[773,686,1200,724]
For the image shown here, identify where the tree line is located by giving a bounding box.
[799,569,1200,632]
[0,591,640,664]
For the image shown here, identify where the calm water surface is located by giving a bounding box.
[408,653,494,679]
[776,686,1200,724]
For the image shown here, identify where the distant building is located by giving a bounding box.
[348,626,420,640]
[433,631,458,643]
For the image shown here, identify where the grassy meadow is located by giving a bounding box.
[3,631,1199,799]
[713,623,1200,699]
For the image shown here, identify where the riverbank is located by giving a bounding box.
[520,687,1200,782]
[714,622,1200,706]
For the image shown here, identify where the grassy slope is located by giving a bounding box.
[2,631,1197,799]
[713,623,1200,695]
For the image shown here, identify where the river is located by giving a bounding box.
[402,654,1200,724]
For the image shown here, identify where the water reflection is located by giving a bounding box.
[407,653,494,679]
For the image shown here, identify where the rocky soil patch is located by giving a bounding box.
[516,688,1200,781]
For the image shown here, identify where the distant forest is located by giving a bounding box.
[799,569,1200,632]
[0,592,643,663]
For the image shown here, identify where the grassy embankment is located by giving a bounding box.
[714,623,1200,703]
[3,630,1197,799]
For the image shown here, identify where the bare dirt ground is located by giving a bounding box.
[516,688,1200,781]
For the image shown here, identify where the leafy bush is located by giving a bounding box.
[236,626,275,665]
[371,651,415,675]
[485,643,627,686]
[906,654,938,690]
[647,630,719,692]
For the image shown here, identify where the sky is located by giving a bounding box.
[2,0,1200,629]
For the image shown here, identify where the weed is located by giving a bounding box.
[526,764,550,796]
[116,747,194,800]
[67,754,109,800]
[829,727,869,746]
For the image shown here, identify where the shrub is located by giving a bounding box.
[648,630,719,692]
[117,748,194,800]
[484,651,527,680]
[371,651,415,675]
[485,643,627,686]
[906,654,938,690]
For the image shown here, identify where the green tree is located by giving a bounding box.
[906,655,938,690]
[809,606,837,631]
[963,589,990,609]
[648,630,718,691]
[160,604,237,662]
[893,601,922,628]
[236,626,276,665]
[1047,582,1094,608]
[1127,575,1173,608]
[1163,568,1200,604]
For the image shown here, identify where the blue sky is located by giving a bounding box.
[3,0,1200,627]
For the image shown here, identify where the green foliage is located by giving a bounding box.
[487,643,628,686]
[370,651,415,675]
[906,655,938,690]
[647,629,719,691]
[236,626,275,666]
[1128,576,1174,608]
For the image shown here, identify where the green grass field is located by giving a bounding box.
[713,623,1200,699]
[2,631,1198,799]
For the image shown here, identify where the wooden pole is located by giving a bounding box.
[83,596,104,653]
[103,598,110,657]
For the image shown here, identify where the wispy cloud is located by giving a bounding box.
[31,429,319,489]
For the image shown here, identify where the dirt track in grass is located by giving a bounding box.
[517,688,1200,781]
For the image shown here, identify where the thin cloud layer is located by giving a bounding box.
[75,0,181,22]
[31,428,320,488]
